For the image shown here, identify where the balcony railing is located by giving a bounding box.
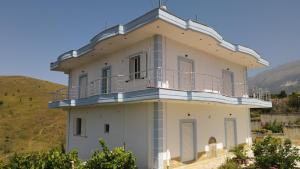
[50,68,271,102]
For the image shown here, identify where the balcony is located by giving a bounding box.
[49,68,271,108]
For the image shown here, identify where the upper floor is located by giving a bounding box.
[49,7,271,108]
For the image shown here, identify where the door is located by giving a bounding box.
[179,58,194,90]
[225,118,237,149]
[79,75,88,98]
[222,70,234,96]
[181,121,196,163]
[102,67,111,94]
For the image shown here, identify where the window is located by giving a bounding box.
[129,53,147,80]
[104,124,110,133]
[101,67,111,94]
[75,118,82,135]
[129,56,141,79]
[73,117,86,137]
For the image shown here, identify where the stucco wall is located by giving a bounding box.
[164,102,251,158]
[67,103,152,169]
[164,38,247,97]
[69,38,154,98]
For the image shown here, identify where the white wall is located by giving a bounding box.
[68,103,152,169]
[164,102,251,159]
[164,37,247,96]
[69,38,154,98]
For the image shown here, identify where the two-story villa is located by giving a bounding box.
[49,7,271,169]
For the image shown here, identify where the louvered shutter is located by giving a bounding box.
[81,118,86,137]
[73,118,77,135]
[140,52,147,78]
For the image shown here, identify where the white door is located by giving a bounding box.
[179,59,193,90]
[222,70,234,96]
[79,75,88,98]
[102,67,111,94]
[181,121,195,162]
[225,119,237,149]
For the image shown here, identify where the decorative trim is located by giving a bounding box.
[153,102,164,169]
[154,35,163,87]
[48,88,272,109]
[51,8,269,70]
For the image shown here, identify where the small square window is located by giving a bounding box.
[104,124,110,133]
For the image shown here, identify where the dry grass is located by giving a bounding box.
[0,76,66,161]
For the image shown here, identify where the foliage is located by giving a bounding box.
[288,93,300,111]
[218,159,241,169]
[252,136,300,169]
[1,149,80,169]
[84,139,137,169]
[230,144,248,164]
[263,120,283,133]
[277,90,287,99]
[0,100,3,106]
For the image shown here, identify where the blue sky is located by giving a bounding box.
[0,0,299,84]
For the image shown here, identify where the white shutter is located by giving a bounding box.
[140,52,147,78]
[81,118,86,137]
[73,118,77,135]
[129,57,135,80]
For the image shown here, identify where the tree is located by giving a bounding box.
[277,90,287,98]
[288,93,300,111]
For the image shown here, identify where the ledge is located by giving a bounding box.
[51,8,269,70]
[48,88,272,109]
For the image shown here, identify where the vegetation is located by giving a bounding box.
[253,136,300,169]
[229,144,248,164]
[0,76,66,161]
[263,120,283,133]
[0,139,137,169]
[218,159,241,169]
[85,139,137,169]
[288,92,300,112]
[1,149,80,169]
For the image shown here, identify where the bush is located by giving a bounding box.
[263,120,283,133]
[218,159,241,169]
[277,90,287,99]
[230,144,248,164]
[85,139,137,169]
[253,136,300,169]
[2,149,80,169]
[288,93,300,111]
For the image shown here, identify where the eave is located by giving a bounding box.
[51,8,269,72]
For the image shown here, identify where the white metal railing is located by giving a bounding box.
[50,68,271,102]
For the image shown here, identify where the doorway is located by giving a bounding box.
[180,120,197,163]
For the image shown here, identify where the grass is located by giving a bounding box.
[0,76,66,161]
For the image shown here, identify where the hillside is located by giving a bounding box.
[0,76,66,161]
[249,59,300,94]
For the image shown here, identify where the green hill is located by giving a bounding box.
[0,76,66,161]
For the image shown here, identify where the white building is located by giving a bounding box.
[49,7,272,169]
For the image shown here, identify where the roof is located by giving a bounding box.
[51,7,269,71]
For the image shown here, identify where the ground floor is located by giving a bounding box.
[66,101,252,169]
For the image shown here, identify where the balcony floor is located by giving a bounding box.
[49,88,272,109]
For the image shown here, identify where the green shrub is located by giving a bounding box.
[288,93,300,111]
[84,139,137,169]
[263,120,283,133]
[230,144,248,164]
[3,149,80,169]
[218,159,241,169]
[253,136,300,169]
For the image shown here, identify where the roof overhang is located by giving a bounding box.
[51,8,269,72]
